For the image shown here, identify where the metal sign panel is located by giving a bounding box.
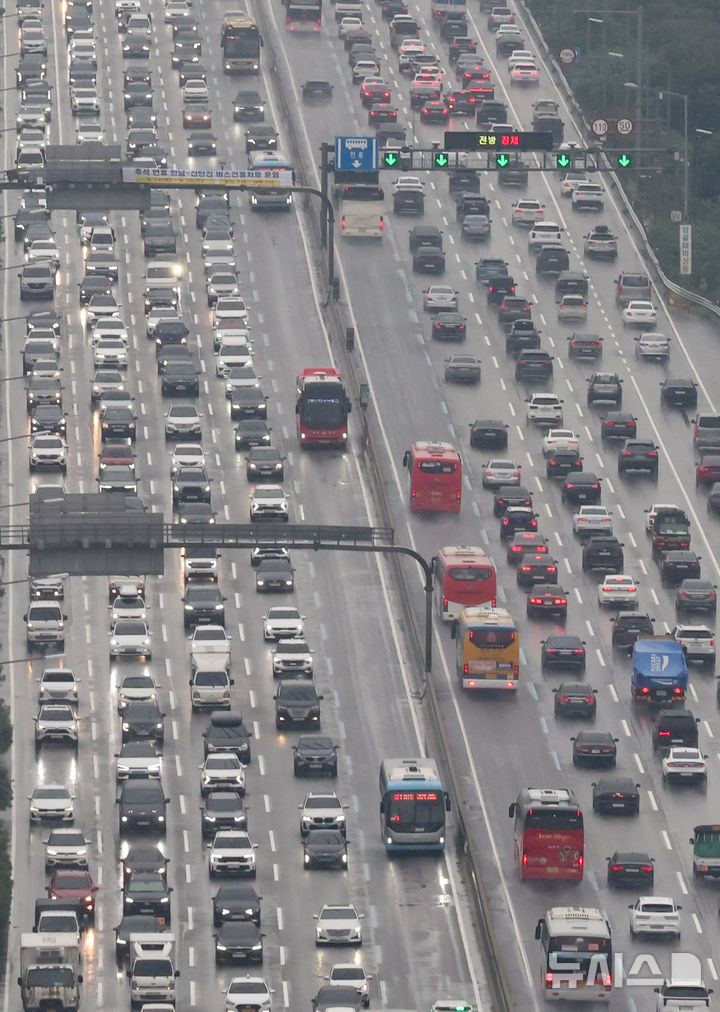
[334,136,379,172]
[121,167,294,187]
[444,131,554,152]
[680,224,692,276]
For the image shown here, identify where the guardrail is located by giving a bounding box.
[518,1,720,323]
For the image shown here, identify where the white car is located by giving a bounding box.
[164,0,191,21]
[263,607,304,641]
[597,574,639,607]
[671,625,716,665]
[165,405,202,439]
[622,300,657,327]
[250,485,289,522]
[189,624,231,668]
[423,286,459,313]
[216,339,253,377]
[224,978,271,1012]
[44,828,90,869]
[326,964,371,1008]
[70,86,99,115]
[200,754,246,796]
[572,505,613,537]
[481,458,521,489]
[29,784,74,823]
[93,336,128,368]
[661,747,707,783]
[542,429,579,455]
[526,393,563,427]
[92,316,129,344]
[509,61,539,85]
[171,442,205,475]
[512,199,545,226]
[26,240,60,269]
[210,831,257,878]
[635,332,670,360]
[34,703,78,747]
[29,434,67,471]
[111,593,148,623]
[114,740,161,780]
[118,673,158,710]
[225,366,259,397]
[183,80,209,104]
[629,896,681,939]
[558,294,588,321]
[338,15,362,38]
[571,182,604,211]
[38,668,78,703]
[109,619,152,659]
[315,904,365,946]
[528,221,563,251]
[300,792,348,836]
[272,639,313,677]
[392,175,424,194]
[507,49,534,68]
[645,503,679,533]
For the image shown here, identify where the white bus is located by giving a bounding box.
[535,907,612,1002]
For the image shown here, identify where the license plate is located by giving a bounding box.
[136,820,150,826]
[623,868,638,873]
[591,749,600,754]
[612,802,625,808]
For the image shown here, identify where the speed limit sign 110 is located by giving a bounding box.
[591,117,609,137]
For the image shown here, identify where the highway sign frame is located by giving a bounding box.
[335,135,379,172]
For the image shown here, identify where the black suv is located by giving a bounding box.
[661,551,701,586]
[203,713,252,761]
[161,361,200,397]
[274,680,323,730]
[568,333,603,360]
[293,735,339,776]
[182,584,226,628]
[561,472,601,506]
[618,440,659,477]
[201,791,247,838]
[501,507,538,539]
[587,372,622,406]
[611,612,654,650]
[409,225,442,255]
[493,485,532,517]
[212,883,261,927]
[661,377,697,410]
[546,448,582,479]
[582,536,624,573]
[600,411,637,442]
[535,243,569,275]
[653,708,699,751]
[498,296,532,330]
[515,350,553,382]
[246,446,284,481]
[117,780,168,834]
[121,701,165,744]
[487,274,516,305]
[172,465,211,504]
[505,320,541,357]
[230,388,268,420]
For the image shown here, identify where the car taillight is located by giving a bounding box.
[585,696,594,703]
[547,566,557,573]
[554,598,566,605]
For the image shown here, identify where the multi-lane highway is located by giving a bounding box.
[4,0,720,1010]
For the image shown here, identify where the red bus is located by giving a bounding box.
[296,368,351,447]
[283,0,322,30]
[508,788,584,881]
[403,442,462,514]
[434,546,496,621]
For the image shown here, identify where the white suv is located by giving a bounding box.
[526,393,563,427]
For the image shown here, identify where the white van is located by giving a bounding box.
[189,668,234,710]
[24,602,67,648]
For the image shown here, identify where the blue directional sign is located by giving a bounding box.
[335,135,379,172]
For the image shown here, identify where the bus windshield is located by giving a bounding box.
[300,399,346,429]
[387,792,445,832]
[223,35,258,57]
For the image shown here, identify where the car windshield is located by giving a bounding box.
[279,685,315,701]
[305,796,339,809]
[129,879,165,892]
[322,907,356,920]
[216,836,249,850]
[35,787,69,799]
[52,873,89,889]
[207,757,238,769]
[228,983,268,995]
[116,621,147,635]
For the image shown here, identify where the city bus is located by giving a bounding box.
[220,11,262,74]
[535,907,612,1001]
[434,546,497,622]
[379,758,451,853]
[247,152,295,212]
[402,442,462,514]
[508,788,584,880]
[283,0,322,31]
[451,607,519,690]
[295,368,351,447]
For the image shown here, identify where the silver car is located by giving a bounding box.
[315,904,365,945]
[29,784,75,823]
[44,828,90,869]
[423,285,458,313]
[481,458,521,489]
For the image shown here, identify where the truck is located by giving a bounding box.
[631,637,689,703]
[128,934,179,1009]
[340,184,385,238]
[652,506,691,557]
[189,625,231,673]
[690,825,720,879]
[18,932,82,1012]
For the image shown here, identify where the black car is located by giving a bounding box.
[161,361,199,397]
[541,634,586,670]
[123,871,172,921]
[122,701,165,743]
[661,551,701,586]
[561,472,601,506]
[229,388,267,419]
[517,554,558,589]
[182,584,225,628]
[506,320,541,357]
[500,506,538,540]
[79,275,112,305]
[154,318,189,351]
[546,448,582,479]
[498,296,532,330]
[507,532,547,564]
[587,372,622,406]
[293,735,338,776]
[256,558,294,593]
[30,404,66,436]
[303,828,348,870]
[173,465,211,504]
[470,418,508,450]
[611,611,655,650]
[114,915,169,962]
[143,222,176,257]
[157,346,194,376]
[572,731,618,767]
[214,921,263,964]
[527,584,567,619]
[179,61,207,86]
[553,682,597,718]
[246,447,284,481]
[661,377,698,410]
[274,680,323,730]
[212,882,261,927]
[592,776,640,815]
[313,986,365,1012]
[607,852,654,888]
[676,579,717,615]
[177,501,215,525]
[475,257,508,284]
[600,411,637,442]
[567,333,603,359]
[244,124,278,153]
[432,312,466,341]
[618,440,659,477]
[201,791,248,839]
[582,536,624,573]
[232,89,265,121]
[515,350,553,382]
[409,225,442,255]
[412,246,445,274]
[234,420,272,450]
[101,406,137,441]
[122,845,168,885]
[117,779,169,834]
[202,713,252,762]
[188,131,217,155]
[493,485,532,517]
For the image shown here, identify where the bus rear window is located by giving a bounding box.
[468,629,515,648]
[418,460,457,474]
[525,810,582,830]
[449,566,493,583]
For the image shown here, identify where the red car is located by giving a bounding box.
[47,870,98,917]
[99,443,136,471]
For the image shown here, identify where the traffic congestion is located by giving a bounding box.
[3,0,720,1009]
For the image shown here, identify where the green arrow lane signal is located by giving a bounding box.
[556,153,571,168]
[433,151,449,167]
[496,153,510,168]
[617,153,632,167]
[383,151,398,167]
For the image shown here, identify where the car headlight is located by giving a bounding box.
[160,895,169,903]
[216,943,227,951]
[125,895,134,903]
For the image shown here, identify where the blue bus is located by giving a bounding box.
[379,758,451,853]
